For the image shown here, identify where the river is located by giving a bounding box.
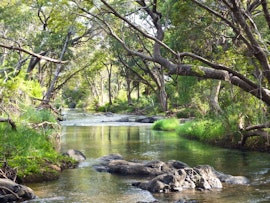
[26,110,270,203]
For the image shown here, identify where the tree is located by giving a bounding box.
[0,0,101,114]
[76,0,270,144]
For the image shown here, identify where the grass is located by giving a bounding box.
[176,119,226,142]
[20,106,57,123]
[0,107,75,181]
[152,118,180,131]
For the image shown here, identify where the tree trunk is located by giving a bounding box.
[137,82,140,101]
[105,63,113,105]
[126,77,132,105]
[100,73,104,105]
[159,88,167,112]
[158,66,167,112]
[210,80,222,114]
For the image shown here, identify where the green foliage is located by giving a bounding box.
[152,118,180,131]
[97,99,137,113]
[168,76,198,107]
[96,94,162,115]
[20,106,57,123]
[176,108,198,118]
[176,119,225,142]
[62,87,88,108]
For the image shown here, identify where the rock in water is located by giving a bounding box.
[94,154,249,193]
[63,149,86,162]
[0,178,35,202]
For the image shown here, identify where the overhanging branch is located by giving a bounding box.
[0,44,68,64]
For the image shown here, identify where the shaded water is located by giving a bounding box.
[26,112,270,203]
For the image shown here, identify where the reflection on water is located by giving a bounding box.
[27,124,270,203]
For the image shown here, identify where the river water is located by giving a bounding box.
[26,111,270,203]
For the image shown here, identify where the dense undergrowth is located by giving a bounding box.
[0,106,75,182]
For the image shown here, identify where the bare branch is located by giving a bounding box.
[0,44,68,64]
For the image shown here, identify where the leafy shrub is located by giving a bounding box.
[152,118,180,131]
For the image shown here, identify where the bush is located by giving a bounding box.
[152,118,180,131]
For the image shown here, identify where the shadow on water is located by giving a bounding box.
[26,113,270,203]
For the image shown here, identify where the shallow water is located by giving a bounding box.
[26,111,270,203]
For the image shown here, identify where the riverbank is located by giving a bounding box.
[153,117,270,152]
[0,107,78,184]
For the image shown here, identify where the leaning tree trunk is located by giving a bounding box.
[43,29,71,104]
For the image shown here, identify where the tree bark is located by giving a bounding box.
[210,80,222,114]
[105,63,113,105]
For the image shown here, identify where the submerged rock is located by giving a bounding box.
[94,154,249,193]
[93,154,123,172]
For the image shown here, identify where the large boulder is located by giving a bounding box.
[94,155,249,193]
[0,178,35,202]
[108,160,167,176]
